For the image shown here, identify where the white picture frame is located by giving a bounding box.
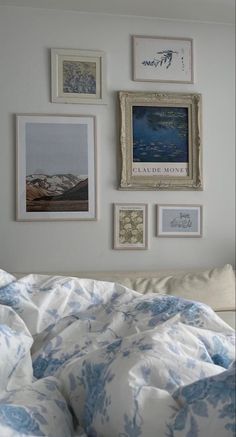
[51,48,107,104]
[114,203,148,250]
[133,35,193,83]
[157,204,202,237]
[16,114,97,221]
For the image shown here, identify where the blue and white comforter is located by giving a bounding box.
[0,269,235,437]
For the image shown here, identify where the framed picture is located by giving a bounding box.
[119,91,202,191]
[16,114,97,221]
[51,48,107,104]
[114,203,148,250]
[157,204,202,237]
[133,35,193,83]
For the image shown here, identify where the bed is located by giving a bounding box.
[0,264,235,436]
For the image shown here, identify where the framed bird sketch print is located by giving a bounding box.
[133,35,193,83]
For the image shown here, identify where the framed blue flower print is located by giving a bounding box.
[51,48,107,104]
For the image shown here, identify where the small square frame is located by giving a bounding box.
[114,203,148,249]
[51,48,107,104]
[157,204,203,237]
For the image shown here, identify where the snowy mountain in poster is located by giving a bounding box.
[26,174,88,212]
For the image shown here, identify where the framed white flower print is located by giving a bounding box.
[114,203,148,250]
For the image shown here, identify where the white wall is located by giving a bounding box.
[0,6,235,273]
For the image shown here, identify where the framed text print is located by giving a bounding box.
[51,48,107,104]
[16,114,97,221]
[119,91,202,191]
[157,204,202,237]
[114,203,148,250]
[133,35,193,83]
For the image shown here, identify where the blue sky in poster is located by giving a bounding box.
[26,123,88,176]
[132,106,188,163]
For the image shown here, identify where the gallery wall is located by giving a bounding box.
[0,5,235,273]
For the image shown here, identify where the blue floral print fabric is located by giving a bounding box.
[0,304,33,391]
[0,377,74,437]
[0,269,235,436]
[169,362,236,436]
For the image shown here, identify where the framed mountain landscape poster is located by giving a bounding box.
[119,91,202,191]
[16,114,97,221]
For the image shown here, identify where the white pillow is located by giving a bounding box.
[114,264,235,311]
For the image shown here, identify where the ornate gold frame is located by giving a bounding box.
[119,91,202,190]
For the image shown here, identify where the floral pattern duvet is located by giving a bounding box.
[0,269,235,437]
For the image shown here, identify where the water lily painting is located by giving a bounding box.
[16,114,97,221]
[114,203,148,249]
[132,105,189,172]
[119,91,202,191]
[133,35,193,83]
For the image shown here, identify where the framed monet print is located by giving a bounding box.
[119,91,202,191]
[16,114,97,221]
[133,35,193,83]
[157,205,202,237]
[51,48,107,104]
[114,203,148,250]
